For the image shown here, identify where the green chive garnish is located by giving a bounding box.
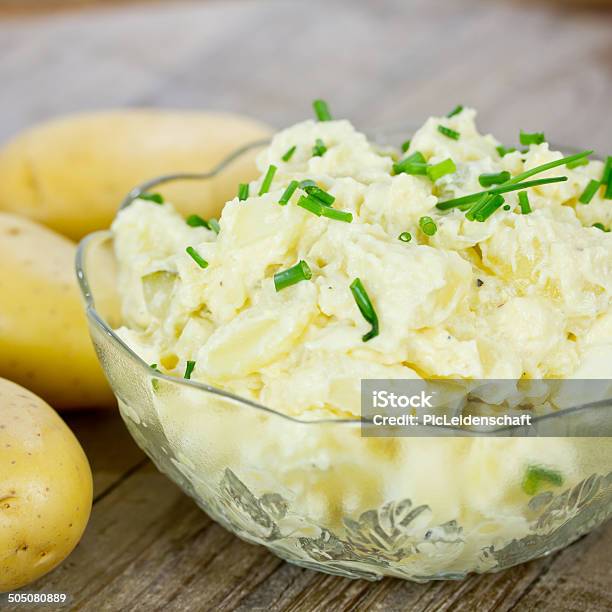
[496,145,517,157]
[350,278,379,342]
[299,179,317,189]
[401,139,411,153]
[393,151,428,175]
[320,207,352,223]
[447,105,463,118]
[185,246,208,269]
[593,223,610,232]
[279,180,299,205]
[437,176,568,211]
[522,465,563,496]
[419,216,438,236]
[186,215,220,233]
[313,99,332,122]
[465,193,492,221]
[579,180,600,204]
[186,214,207,227]
[603,156,612,183]
[478,171,511,187]
[282,145,297,162]
[506,150,591,185]
[238,183,249,201]
[259,165,277,195]
[312,138,327,157]
[427,158,456,181]
[566,157,589,169]
[473,194,505,222]
[603,156,612,199]
[139,193,164,204]
[503,204,511,211]
[184,360,196,380]
[520,131,546,146]
[150,363,160,371]
[274,260,312,291]
[302,184,335,206]
[398,232,412,242]
[438,125,460,140]
[297,194,323,216]
[518,191,532,214]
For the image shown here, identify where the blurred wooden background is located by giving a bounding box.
[2,1,612,611]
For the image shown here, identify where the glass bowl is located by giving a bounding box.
[76,136,612,581]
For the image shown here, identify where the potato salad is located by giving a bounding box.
[112,105,612,419]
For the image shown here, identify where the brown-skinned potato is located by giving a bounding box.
[0,110,271,240]
[0,378,92,592]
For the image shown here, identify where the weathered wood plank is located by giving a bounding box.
[62,410,145,499]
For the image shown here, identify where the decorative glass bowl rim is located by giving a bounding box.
[75,135,610,432]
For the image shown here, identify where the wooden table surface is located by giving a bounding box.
[2,1,612,610]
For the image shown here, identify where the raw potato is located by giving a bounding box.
[0,213,115,409]
[0,110,271,240]
[0,378,92,592]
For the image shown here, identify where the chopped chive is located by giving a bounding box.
[427,158,456,181]
[566,157,589,169]
[186,214,220,234]
[398,231,412,242]
[282,145,297,162]
[473,194,505,222]
[184,360,196,380]
[299,179,317,189]
[447,105,464,118]
[522,465,563,496]
[518,191,532,214]
[503,204,511,211]
[603,157,612,199]
[303,185,335,206]
[139,192,164,204]
[185,246,208,269]
[603,156,612,183]
[593,223,610,232]
[496,145,517,157]
[506,150,591,185]
[478,171,511,187]
[312,138,327,157]
[238,183,249,201]
[401,139,411,153]
[313,99,332,121]
[297,194,323,216]
[579,180,600,204]
[436,176,568,210]
[320,207,352,223]
[419,216,438,236]
[208,218,221,234]
[279,180,299,205]
[465,193,492,221]
[520,131,546,146]
[259,165,277,195]
[438,125,460,140]
[149,363,160,371]
[394,151,428,175]
[274,260,312,291]
[186,214,207,227]
[350,278,379,342]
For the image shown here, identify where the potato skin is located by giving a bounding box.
[0,110,270,240]
[0,378,92,592]
[0,213,115,409]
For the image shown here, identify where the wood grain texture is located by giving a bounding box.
[1,0,611,610]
